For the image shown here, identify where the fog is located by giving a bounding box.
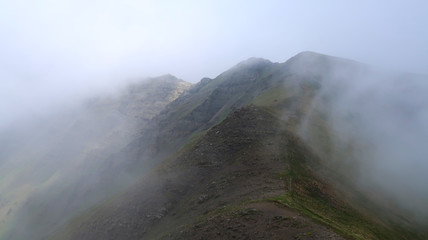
[293,53,428,222]
[0,75,190,239]
[1,0,428,237]
[2,1,428,128]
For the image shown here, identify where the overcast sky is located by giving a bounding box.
[1,0,428,126]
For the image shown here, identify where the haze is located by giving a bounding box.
[1,2,428,237]
[1,0,428,127]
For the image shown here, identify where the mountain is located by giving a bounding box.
[48,52,428,240]
[0,75,191,240]
[2,52,428,240]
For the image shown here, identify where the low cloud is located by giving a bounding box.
[296,54,428,221]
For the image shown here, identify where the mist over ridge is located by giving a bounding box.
[290,52,428,221]
[1,1,428,239]
[1,50,428,239]
[0,75,191,239]
[2,0,428,131]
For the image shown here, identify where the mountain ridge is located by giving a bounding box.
[3,51,428,240]
[47,52,428,239]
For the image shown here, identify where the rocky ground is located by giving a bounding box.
[162,202,344,240]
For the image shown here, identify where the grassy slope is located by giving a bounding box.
[154,103,424,239]
[153,103,425,239]
[270,139,423,240]
[251,85,427,239]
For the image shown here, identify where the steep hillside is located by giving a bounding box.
[52,106,343,240]
[50,52,428,239]
[0,75,191,240]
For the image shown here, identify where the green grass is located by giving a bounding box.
[270,192,423,240]
[271,193,372,239]
[269,138,425,240]
[251,86,292,111]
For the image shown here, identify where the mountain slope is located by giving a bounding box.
[50,52,428,239]
[1,75,191,240]
[52,106,344,240]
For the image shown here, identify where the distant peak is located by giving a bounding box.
[157,74,179,81]
[287,51,359,65]
[289,51,327,61]
[148,74,191,84]
[295,51,323,57]
[283,51,341,68]
[236,57,272,67]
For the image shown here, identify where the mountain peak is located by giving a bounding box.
[286,51,361,67]
[285,51,328,65]
[293,51,325,58]
[154,73,181,82]
[235,57,272,68]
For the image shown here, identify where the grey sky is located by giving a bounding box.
[1,0,428,126]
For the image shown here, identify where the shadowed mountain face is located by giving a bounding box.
[3,52,428,240]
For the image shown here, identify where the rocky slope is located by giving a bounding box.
[50,52,428,239]
[53,106,345,240]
